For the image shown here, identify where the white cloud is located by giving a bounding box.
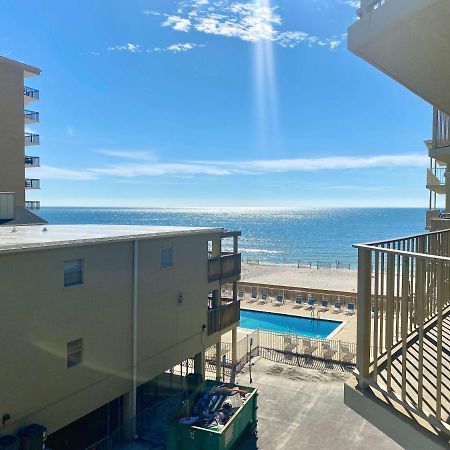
[97,150,157,160]
[87,153,428,179]
[162,15,192,32]
[30,165,98,181]
[142,10,162,16]
[154,42,205,53]
[344,1,360,8]
[66,126,75,137]
[151,1,345,49]
[107,43,142,53]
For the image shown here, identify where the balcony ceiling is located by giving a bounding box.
[348,0,450,114]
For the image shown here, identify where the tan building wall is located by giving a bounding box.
[0,231,223,436]
[0,61,26,205]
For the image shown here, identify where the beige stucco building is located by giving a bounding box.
[346,1,450,448]
[0,225,241,448]
[0,56,44,225]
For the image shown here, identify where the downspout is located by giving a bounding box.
[132,239,139,427]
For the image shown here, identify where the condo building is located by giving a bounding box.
[346,1,450,449]
[0,57,242,449]
[0,56,45,225]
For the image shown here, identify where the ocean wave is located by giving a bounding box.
[224,247,283,254]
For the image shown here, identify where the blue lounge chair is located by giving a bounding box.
[319,296,329,312]
[304,294,316,310]
[345,302,355,315]
[248,289,258,303]
[332,299,342,314]
[258,290,268,304]
[293,293,303,308]
[274,293,284,306]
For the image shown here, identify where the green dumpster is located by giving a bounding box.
[167,380,258,450]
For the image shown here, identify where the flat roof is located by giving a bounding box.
[0,224,223,253]
[0,56,41,77]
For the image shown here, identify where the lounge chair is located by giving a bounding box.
[332,299,342,313]
[238,289,245,301]
[274,293,284,306]
[340,344,356,363]
[258,291,268,304]
[304,294,316,310]
[293,293,303,308]
[345,302,355,315]
[283,334,297,352]
[319,297,329,312]
[322,342,337,359]
[302,338,318,356]
[248,289,258,303]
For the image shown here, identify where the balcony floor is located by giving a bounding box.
[370,312,450,443]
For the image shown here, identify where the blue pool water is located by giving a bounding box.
[239,309,341,338]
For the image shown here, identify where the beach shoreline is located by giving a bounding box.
[240,262,357,293]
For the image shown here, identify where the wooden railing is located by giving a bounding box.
[207,301,240,335]
[208,253,241,282]
[354,228,450,429]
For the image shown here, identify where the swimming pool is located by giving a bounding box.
[239,309,342,339]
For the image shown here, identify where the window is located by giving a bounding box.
[67,338,83,368]
[161,247,173,268]
[64,259,83,287]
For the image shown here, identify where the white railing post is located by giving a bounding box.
[357,247,372,389]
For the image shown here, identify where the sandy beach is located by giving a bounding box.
[240,262,357,293]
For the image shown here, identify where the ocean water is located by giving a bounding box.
[38,207,425,267]
[239,309,341,338]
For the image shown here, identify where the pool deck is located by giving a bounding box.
[223,301,357,344]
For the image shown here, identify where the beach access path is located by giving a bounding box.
[241,262,357,293]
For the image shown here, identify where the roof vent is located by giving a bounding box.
[11,227,17,233]
[42,227,48,232]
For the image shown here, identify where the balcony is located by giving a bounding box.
[207,300,240,335]
[24,133,39,146]
[348,0,450,114]
[426,167,445,195]
[25,156,40,168]
[23,86,39,104]
[24,109,40,124]
[25,201,41,211]
[208,253,241,283]
[345,230,450,447]
[25,178,40,189]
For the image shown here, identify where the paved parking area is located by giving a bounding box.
[235,358,401,450]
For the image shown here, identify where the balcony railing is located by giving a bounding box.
[433,108,450,149]
[24,110,40,123]
[354,229,450,438]
[208,253,241,283]
[24,133,40,145]
[25,156,40,167]
[25,201,41,210]
[207,301,240,335]
[24,86,39,100]
[25,178,40,189]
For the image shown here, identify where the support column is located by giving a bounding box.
[232,327,237,365]
[357,247,372,390]
[122,391,135,439]
[446,169,450,213]
[194,351,205,380]
[215,340,221,381]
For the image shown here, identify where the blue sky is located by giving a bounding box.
[1,0,433,207]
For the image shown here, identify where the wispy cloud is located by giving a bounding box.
[154,42,205,53]
[30,165,98,181]
[149,1,346,50]
[97,150,156,160]
[108,43,142,53]
[33,153,426,182]
[344,1,360,8]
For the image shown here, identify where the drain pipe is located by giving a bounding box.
[132,239,139,431]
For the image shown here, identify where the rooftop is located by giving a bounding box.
[0,55,41,77]
[0,224,223,253]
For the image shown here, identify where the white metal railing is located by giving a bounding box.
[354,228,450,430]
[357,0,388,18]
[24,132,40,145]
[429,167,446,185]
[25,178,40,189]
[25,156,40,167]
[25,201,40,210]
[24,86,39,100]
[433,108,450,148]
